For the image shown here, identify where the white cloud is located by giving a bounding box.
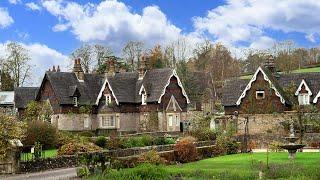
[8,0,21,5]
[0,7,14,28]
[0,41,69,86]
[25,2,42,11]
[306,33,316,43]
[193,0,320,50]
[41,0,183,52]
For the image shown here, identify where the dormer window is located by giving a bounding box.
[298,94,310,105]
[256,90,265,100]
[73,97,78,107]
[105,94,112,105]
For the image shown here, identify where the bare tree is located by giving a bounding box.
[93,44,113,67]
[122,41,144,71]
[70,44,92,73]
[4,42,31,87]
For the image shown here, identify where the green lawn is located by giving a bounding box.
[90,152,320,179]
[21,149,57,161]
[240,66,320,79]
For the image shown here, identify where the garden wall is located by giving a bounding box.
[19,141,215,173]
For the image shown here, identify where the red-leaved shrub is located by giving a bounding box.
[174,136,197,163]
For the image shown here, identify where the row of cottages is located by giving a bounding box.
[221,56,320,135]
[14,57,190,134]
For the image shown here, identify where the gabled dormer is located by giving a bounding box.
[139,85,147,105]
[69,85,80,107]
[295,79,312,105]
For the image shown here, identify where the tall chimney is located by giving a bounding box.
[264,55,276,73]
[139,55,147,80]
[52,65,56,72]
[73,58,84,81]
[57,65,61,72]
[105,56,116,76]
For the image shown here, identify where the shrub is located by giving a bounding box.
[78,131,95,137]
[269,141,284,152]
[215,132,239,155]
[107,133,123,149]
[137,150,165,165]
[58,142,102,155]
[103,163,170,180]
[95,136,107,148]
[23,120,58,150]
[140,135,154,146]
[190,128,216,141]
[56,131,75,148]
[174,136,197,163]
[164,137,175,145]
[77,166,90,178]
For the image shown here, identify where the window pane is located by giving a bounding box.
[168,115,173,126]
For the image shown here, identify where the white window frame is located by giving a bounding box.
[142,93,147,105]
[175,114,180,126]
[168,115,173,127]
[100,115,116,128]
[105,94,112,105]
[84,117,89,128]
[256,90,265,100]
[298,93,310,105]
[73,97,78,107]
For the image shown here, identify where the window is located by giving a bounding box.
[298,94,310,105]
[142,93,147,105]
[256,90,265,100]
[84,118,89,128]
[105,94,112,105]
[175,114,180,126]
[73,97,78,107]
[168,115,173,126]
[101,115,115,128]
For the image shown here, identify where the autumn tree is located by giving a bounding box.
[0,113,26,159]
[148,44,167,69]
[271,40,299,73]
[3,42,32,87]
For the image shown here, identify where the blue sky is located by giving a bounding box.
[0,0,320,85]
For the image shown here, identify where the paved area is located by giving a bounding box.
[252,148,320,152]
[1,167,78,180]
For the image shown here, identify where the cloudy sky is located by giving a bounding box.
[1,0,320,85]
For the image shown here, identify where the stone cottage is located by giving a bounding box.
[15,57,190,134]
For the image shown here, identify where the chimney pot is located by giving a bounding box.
[57,65,61,72]
[52,65,56,72]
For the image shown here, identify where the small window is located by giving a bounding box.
[142,93,147,105]
[175,114,180,126]
[168,115,173,126]
[105,94,112,105]
[256,91,265,100]
[84,118,89,128]
[298,94,310,105]
[101,115,115,128]
[73,97,78,107]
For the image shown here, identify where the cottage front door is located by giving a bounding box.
[166,113,180,131]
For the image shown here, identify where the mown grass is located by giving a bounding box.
[20,149,57,161]
[240,66,320,79]
[88,152,320,180]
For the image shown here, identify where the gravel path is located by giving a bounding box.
[1,167,78,180]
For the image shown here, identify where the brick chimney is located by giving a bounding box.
[105,56,116,76]
[57,65,61,72]
[73,58,84,81]
[138,55,147,80]
[264,55,276,73]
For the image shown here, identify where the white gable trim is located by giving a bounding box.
[295,79,312,96]
[166,95,183,111]
[313,91,320,103]
[158,69,190,104]
[236,66,286,106]
[139,85,146,95]
[95,77,119,105]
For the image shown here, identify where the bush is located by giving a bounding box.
[103,163,170,180]
[216,132,239,155]
[138,150,165,165]
[77,166,90,178]
[23,120,58,150]
[190,128,216,141]
[58,142,102,155]
[164,137,175,145]
[174,136,197,163]
[95,136,107,148]
[78,131,95,137]
[269,141,284,152]
[56,132,75,148]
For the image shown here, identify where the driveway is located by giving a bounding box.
[1,167,78,180]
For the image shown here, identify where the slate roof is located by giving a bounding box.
[222,67,320,106]
[42,72,104,105]
[15,67,188,108]
[106,68,175,103]
[14,87,39,108]
[0,91,14,106]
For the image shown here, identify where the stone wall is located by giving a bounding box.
[52,114,91,131]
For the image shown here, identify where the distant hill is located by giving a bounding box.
[240,66,320,79]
